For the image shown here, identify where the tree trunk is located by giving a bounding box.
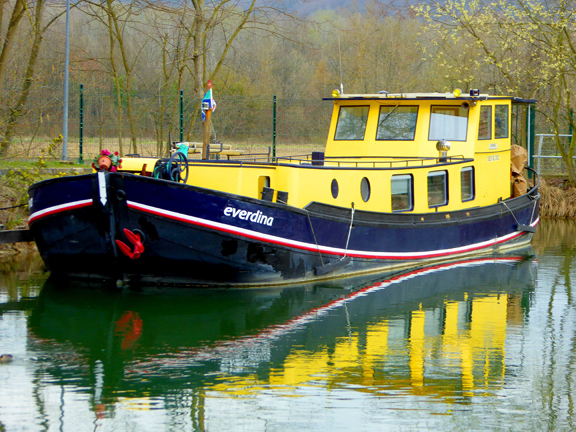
[106,0,138,155]
[107,9,124,156]
[562,135,576,186]
[0,0,45,156]
[191,0,205,98]
[0,0,26,90]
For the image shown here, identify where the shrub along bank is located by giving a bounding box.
[539,179,576,218]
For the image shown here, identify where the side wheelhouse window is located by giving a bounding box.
[495,105,509,138]
[478,106,492,140]
[429,106,468,141]
[461,167,475,201]
[391,175,413,212]
[334,106,370,140]
[428,171,448,207]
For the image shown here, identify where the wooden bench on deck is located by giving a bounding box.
[119,141,247,177]
[184,142,245,159]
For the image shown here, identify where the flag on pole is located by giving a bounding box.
[201,80,216,122]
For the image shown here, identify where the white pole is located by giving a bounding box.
[62,0,70,161]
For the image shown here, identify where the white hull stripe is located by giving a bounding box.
[127,200,540,260]
[28,199,93,224]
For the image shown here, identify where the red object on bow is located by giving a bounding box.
[116,228,145,260]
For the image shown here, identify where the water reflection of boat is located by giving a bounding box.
[28,251,536,418]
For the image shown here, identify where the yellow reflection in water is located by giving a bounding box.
[332,334,360,370]
[270,349,330,387]
[209,293,513,399]
[409,307,425,387]
[212,375,271,395]
[117,396,156,411]
[363,321,389,385]
[470,294,508,388]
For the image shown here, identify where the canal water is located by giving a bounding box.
[0,220,575,431]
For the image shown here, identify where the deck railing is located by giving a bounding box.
[271,154,469,168]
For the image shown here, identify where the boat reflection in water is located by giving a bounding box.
[28,251,536,425]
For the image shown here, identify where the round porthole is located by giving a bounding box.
[331,179,339,199]
[360,177,371,202]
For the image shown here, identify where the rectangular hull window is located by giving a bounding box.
[461,167,475,201]
[429,106,469,141]
[334,106,370,140]
[391,174,413,211]
[428,170,448,207]
[377,106,418,140]
[495,105,509,138]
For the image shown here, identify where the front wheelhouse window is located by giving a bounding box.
[334,106,370,140]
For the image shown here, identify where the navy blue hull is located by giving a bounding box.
[28,173,540,286]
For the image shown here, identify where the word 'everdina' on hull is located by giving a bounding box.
[28,89,540,286]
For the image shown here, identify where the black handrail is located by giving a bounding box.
[524,166,540,190]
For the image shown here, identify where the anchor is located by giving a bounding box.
[116,228,145,260]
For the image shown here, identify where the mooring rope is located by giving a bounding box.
[306,202,355,270]
[304,209,324,266]
[500,200,521,227]
[343,203,355,258]
[501,193,540,229]
[0,203,26,211]
[529,193,540,225]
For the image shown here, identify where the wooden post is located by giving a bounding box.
[202,109,211,160]
[202,80,214,160]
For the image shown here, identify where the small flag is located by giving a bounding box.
[201,80,216,122]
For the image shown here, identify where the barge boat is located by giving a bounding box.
[27,89,540,286]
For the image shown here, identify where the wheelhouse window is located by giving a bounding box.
[428,171,448,207]
[478,106,492,140]
[495,105,509,138]
[376,106,418,140]
[391,174,413,212]
[429,106,468,141]
[334,106,370,140]
[461,167,475,201]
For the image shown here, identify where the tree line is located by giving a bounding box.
[1,0,576,181]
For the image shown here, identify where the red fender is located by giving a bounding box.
[116,228,145,260]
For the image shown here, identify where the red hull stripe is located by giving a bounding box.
[28,199,93,224]
[127,200,540,260]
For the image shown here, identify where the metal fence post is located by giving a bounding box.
[272,95,276,162]
[527,104,535,170]
[62,0,70,161]
[79,84,83,164]
[537,134,543,174]
[179,90,184,142]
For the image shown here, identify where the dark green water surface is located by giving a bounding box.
[1,220,575,431]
